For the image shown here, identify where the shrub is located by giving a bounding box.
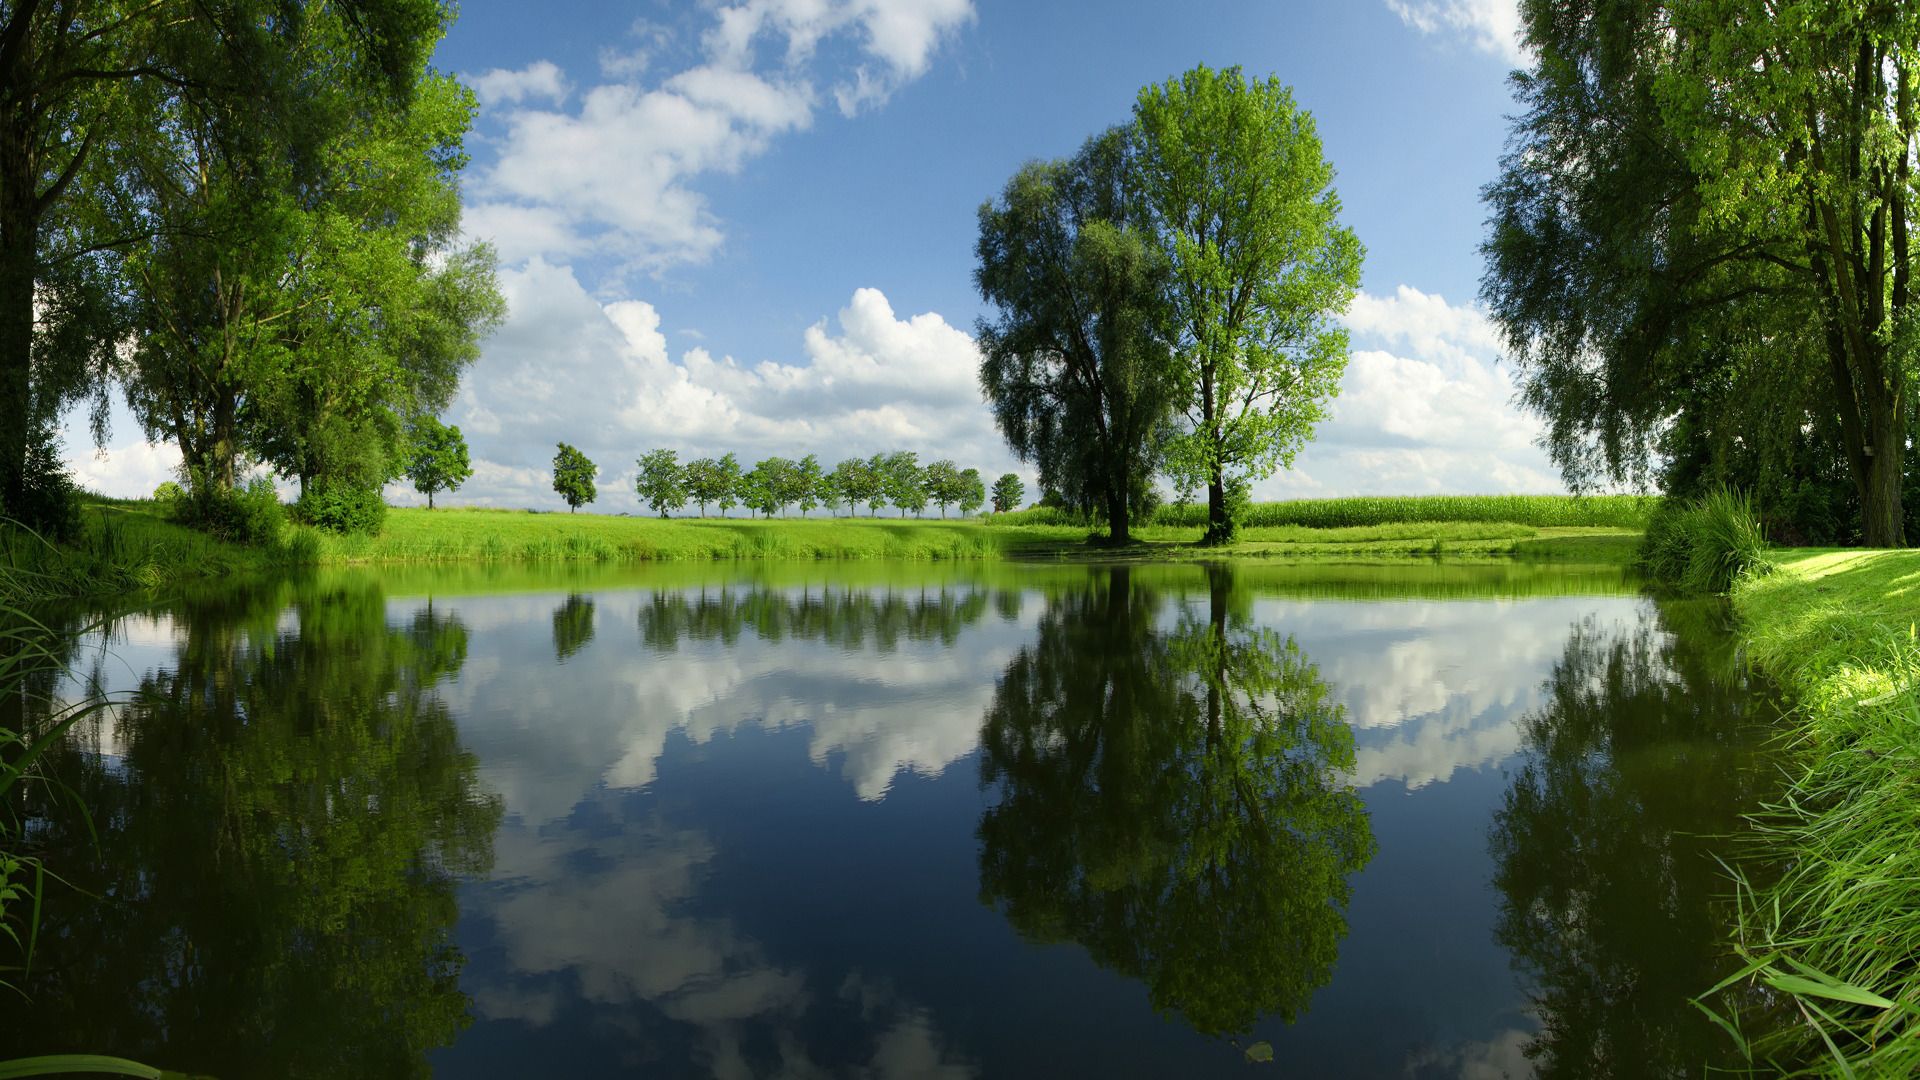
[0,426,80,540]
[173,473,286,545]
[152,480,185,503]
[296,481,388,535]
[1636,486,1769,594]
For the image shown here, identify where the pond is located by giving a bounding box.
[1,559,1781,1078]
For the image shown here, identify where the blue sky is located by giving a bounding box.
[64,0,1554,509]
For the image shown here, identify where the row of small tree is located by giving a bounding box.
[551,444,1027,519]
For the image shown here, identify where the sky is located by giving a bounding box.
[60,0,1554,510]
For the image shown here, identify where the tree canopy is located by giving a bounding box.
[407,416,472,510]
[551,442,597,512]
[1484,0,1920,545]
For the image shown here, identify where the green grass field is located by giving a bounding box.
[1704,549,1920,1075]
[999,493,1659,530]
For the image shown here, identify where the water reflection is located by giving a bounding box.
[637,583,991,652]
[550,592,596,662]
[1488,600,1778,1076]
[977,565,1377,1036]
[0,579,502,1078]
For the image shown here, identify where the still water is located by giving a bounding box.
[4,560,1780,1078]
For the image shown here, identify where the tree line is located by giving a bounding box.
[975,64,1364,545]
[549,443,1028,519]
[0,0,501,537]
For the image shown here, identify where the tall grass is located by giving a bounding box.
[1697,551,1920,1075]
[1638,488,1771,594]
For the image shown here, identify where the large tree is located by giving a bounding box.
[0,0,446,524]
[977,129,1179,544]
[1133,65,1363,544]
[1485,0,1920,546]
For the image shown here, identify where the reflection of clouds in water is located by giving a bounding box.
[1404,1027,1537,1079]
[430,587,1030,824]
[1254,597,1651,790]
[472,794,974,1078]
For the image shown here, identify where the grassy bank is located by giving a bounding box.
[1712,550,1920,1074]
[5,494,1650,602]
[999,492,1659,529]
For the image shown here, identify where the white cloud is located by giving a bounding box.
[62,432,180,499]
[452,267,1022,511]
[466,0,974,269]
[1386,0,1526,64]
[1255,284,1561,498]
[469,60,571,108]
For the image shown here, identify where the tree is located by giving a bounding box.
[635,449,688,518]
[881,450,927,517]
[1483,2,1919,546]
[0,0,447,524]
[551,442,596,512]
[684,457,723,516]
[923,459,964,518]
[551,593,596,662]
[1133,66,1364,544]
[795,453,825,516]
[977,129,1180,543]
[834,457,882,517]
[743,457,796,518]
[959,467,986,516]
[714,452,743,517]
[991,473,1025,514]
[406,416,472,510]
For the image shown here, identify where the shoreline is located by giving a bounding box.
[1713,550,1920,1074]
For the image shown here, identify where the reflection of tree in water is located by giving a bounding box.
[1489,601,1779,1077]
[639,584,990,652]
[551,592,596,661]
[976,565,1375,1037]
[1,578,502,1079]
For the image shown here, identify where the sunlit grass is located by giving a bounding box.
[1698,549,1920,1075]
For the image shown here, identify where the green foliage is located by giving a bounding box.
[922,459,964,517]
[976,129,1178,542]
[715,453,743,516]
[173,473,286,545]
[1637,489,1770,595]
[742,457,801,518]
[682,456,729,516]
[550,443,597,513]
[1702,551,1920,1074]
[880,451,927,518]
[990,473,1025,514]
[833,457,884,516]
[1133,65,1363,542]
[151,481,183,503]
[295,480,389,537]
[958,468,986,516]
[0,427,79,542]
[406,416,472,510]
[635,449,688,518]
[1484,1,1918,546]
[795,453,825,515]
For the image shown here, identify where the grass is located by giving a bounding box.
[4,493,1654,603]
[998,492,1660,530]
[1699,549,1920,1075]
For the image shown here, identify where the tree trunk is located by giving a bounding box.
[1203,467,1229,545]
[1859,407,1905,547]
[0,95,37,517]
[428,492,434,510]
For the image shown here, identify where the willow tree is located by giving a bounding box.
[0,0,444,524]
[1486,0,1920,546]
[976,129,1178,544]
[1133,66,1363,544]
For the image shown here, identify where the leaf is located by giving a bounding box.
[1762,971,1898,1010]
[1242,1041,1273,1064]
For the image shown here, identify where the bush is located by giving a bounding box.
[1636,487,1769,594]
[0,427,80,540]
[296,481,388,535]
[152,480,185,503]
[174,473,286,545]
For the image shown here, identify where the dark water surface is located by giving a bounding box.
[3,560,1781,1078]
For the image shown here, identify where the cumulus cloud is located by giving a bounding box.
[469,60,571,108]
[1256,284,1561,498]
[465,0,974,268]
[1385,0,1526,64]
[450,266,1022,510]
